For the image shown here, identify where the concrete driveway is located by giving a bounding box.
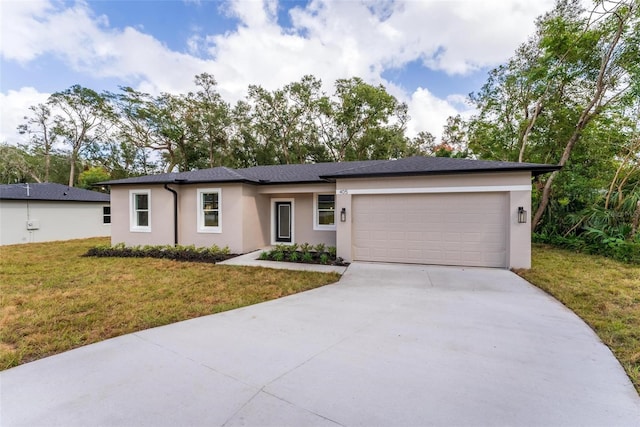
[1,263,639,426]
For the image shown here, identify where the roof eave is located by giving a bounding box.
[321,165,562,180]
[101,178,256,186]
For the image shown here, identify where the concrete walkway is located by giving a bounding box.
[1,263,639,426]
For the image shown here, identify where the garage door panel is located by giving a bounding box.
[353,193,507,268]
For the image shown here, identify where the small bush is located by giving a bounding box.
[258,242,349,266]
[84,243,236,264]
[533,232,640,264]
[301,251,314,263]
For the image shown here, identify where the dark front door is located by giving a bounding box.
[275,201,292,243]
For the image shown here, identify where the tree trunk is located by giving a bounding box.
[518,99,543,163]
[68,157,76,187]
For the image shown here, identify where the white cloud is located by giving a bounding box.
[0,0,556,146]
[406,88,474,141]
[0,87,50,144]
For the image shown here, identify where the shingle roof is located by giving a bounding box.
[98,167,247,185]
[320,156,561,178]
[0,183,110,202]
[101,157,560,186]
[236,160,387,183]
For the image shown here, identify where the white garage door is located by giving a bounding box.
[352,193,507,268]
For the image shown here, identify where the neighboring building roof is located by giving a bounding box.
[0,183,110,202]
[101,156,560,186]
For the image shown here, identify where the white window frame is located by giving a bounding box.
[313,193,336,231]
[102,205,111,225]
[129,189,151,232]
[197,188,222,233]
[270,198,295,245]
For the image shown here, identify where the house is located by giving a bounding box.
[102,156,559,269]
[0,183,111,245]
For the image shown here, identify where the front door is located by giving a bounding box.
[275,201,292,243]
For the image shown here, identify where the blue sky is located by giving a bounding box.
[0,0,555,144]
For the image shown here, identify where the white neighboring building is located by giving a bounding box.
[0,183,110,245]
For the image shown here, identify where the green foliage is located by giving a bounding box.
[77,166,110,190]
[84,243,235,263]
[259,243,348,266]
[533,231,640,264]
[462,0,640,256]
[301,251,314,263]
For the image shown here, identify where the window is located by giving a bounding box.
[314,194,336,230]
[198,188,222,233]
[103,206,111,224]
[130,190,151,232]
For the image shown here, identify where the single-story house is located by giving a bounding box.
[0,183,111,245]
[102,156,559,269]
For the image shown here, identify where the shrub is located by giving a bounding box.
[84,243,235,264]
[301,251,314,263]
[256,243,349,266]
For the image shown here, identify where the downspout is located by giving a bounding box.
[163,183,179,246]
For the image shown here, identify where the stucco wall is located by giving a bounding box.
[0,200,109,245]
[110,185,174,246]
[242,185,270,252]
[335,172,533,269]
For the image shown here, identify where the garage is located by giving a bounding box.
[352,192,508,268]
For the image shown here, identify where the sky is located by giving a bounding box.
[0,0,556,146]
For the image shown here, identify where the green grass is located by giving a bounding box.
[517,244,640,393]
[0,238,341,370]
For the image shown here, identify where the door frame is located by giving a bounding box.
[270,198,295,245]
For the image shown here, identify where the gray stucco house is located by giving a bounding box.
[103,156,559,269]
[0,183,111,245]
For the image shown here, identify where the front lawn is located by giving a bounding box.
[517,244,640,393]
[0,238,341,370]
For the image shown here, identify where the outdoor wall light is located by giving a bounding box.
[518,206,527,224]
[340,207,347,222]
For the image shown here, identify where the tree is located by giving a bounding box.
[17,104,58,182]
[245,75,326,164]
[0,144,41,183]
[77,166,111,190]
[48,85,112,186]
[318,77,411,161]
[110,88,190,172]
[184,73,233,168]
[531,0,640,229]
[467,0,640,231]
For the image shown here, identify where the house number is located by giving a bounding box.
[338,189,349,194]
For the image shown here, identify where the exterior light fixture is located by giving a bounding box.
[518,206,527,224]
[340,207,347,222]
